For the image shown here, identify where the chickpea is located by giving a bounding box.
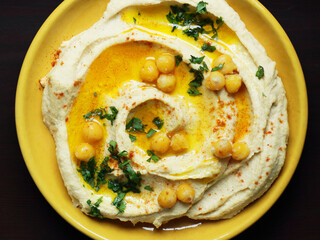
[158,187,177,208]
[232,142,250,161]
[213,139,232,158]
[157,74,176,93]
[225,74,242,94]
[212,54,237,75]
[156,53,175,73]
[177,183,195,203]
[150,133,170,154]
[82,121,103,143]
[171,133,189,152]
[205,71,225,91]
[74,143,95,161]
[140,59,159,83]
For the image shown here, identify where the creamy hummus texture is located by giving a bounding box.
[41,0,289,227]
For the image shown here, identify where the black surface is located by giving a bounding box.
[1,0,319,239]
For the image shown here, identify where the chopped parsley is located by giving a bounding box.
[93,92,97,97]
[126,117,146,133]
[187,87,202,96]
[78,158,96,189]
[175,55,183,66]
[146,128,157,138]
[87,197,103,219]
[256,65,264,79]
[146,150,160,163]
[95,157,113,191]
[112,192,126,213]
[200,61,209,72]
[166,2,223,40]
[118,150,128,157]
[106,141,142,213]
[129,134,136,142]
[211,64,224,72]
[187,68,204,96]
[189,55,205,64]
[144,185,154,192]
[262,92,267,97]
[133,17,136,24]
[152,117,164,129]
[201,43,216,52]
[196,1,208,14]
[83,106,118,125]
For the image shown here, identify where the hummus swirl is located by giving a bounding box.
[41,0,288,227]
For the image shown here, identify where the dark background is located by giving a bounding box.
[1,0,319,239]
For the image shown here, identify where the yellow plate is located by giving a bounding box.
[15,0,307,239]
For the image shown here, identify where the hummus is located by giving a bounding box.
[41,0,289,227]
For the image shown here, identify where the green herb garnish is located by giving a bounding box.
[126,117,146,133]
[187,87,202,96]
[211,64,224,72]
[196,1,208,14]
[146,129,156,138]
[78,158,96,189]
[87,197,103,218]
[189,55,205,64]
[83,106,118,125]
[175,55,183,66]
[166,2,223,40]
[133,17,136,24]
[256,66,264,79]
[93,92,97,97]
[144,186,154,192]
[106,141,142,213]
[129,134,136,142]
[187,68,204,96]
[201,43,216,52]
[152,117,164,129]
[146,150,160,163]
[95,157,113,191]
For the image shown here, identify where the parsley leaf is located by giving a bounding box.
[108,140,117,154]
[187,68,204,96]
[152,117,164,129]
[126,117,146,133]
[144,186,154,191]
[189,55,205,64]
[216,17,224,30]
[118,150,128,157]
[78,158,96,189]
[166,2,222,41]
[133,17,136,24]
[201,43,216,52]
[200,61,209,72]
[87,197,103,218]
[187,87,202,96]
[175,55,183,66]
[146,128,156,138]
[93,92,97,97]
[146,150,160,163]
[211,64,224,72]
[183,27,203,40]
[106,140,143,213]
[196,1,208,14]
[95,157,113,191]
[104,106,118,125]
[83,106,118,125]
[256,66,264,79]
[129,134,136,142]
[112,191,126,214]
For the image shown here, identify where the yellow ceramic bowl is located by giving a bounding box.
[16,0,307,239]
